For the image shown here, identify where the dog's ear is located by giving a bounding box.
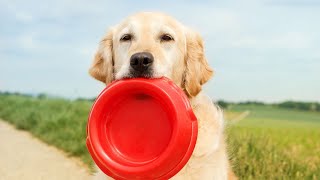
[183,29,213,97]
[89,29,114,84]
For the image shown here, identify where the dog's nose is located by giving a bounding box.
[130,52,154,72]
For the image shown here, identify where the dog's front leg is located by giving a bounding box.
[191,93,224,157]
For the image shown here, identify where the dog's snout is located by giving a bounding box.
[130,52,154,72]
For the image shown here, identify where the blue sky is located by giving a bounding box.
[0,0,319,102]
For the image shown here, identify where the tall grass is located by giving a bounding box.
[0,94,93,167]
[0,94,319,179]
[227,105,320,180]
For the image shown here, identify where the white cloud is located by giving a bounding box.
[269,32,312,48]
[78,46,97,56]
[1,0,320,101]
[18,34,37,49]
[15,12,33,23]
[230,32,313,48]
[264,0,320,6]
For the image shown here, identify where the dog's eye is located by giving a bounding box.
[160,34,174,42]
[120,34,132,42]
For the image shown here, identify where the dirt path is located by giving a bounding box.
[0,120,92,180]
[233,110,251,122]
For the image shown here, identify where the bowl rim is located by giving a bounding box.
[86,78,198,179]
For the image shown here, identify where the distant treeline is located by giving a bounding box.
[0,91,96,102]
[217,100,320,112]
[277,101,320,112]
[1,91,319,112]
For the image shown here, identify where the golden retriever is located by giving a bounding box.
[89,12,236,180]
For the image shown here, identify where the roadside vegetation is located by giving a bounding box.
[1,92,319,179]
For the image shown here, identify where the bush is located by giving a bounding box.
[277,101,320,112]
[217,100,230,109]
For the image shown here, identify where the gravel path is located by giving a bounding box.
[0,120,92,180]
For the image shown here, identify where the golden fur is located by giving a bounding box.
[89,12,236,180]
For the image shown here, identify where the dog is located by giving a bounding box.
[89,12,236,180]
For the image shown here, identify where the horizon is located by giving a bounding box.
[1,0,319,102]
[2,90,320,104]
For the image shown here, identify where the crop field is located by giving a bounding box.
[0,93,319,179]
[226,105,320,179]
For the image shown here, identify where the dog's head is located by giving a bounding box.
[89,12,213,97]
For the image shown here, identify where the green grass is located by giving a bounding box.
[0,94,93,168]
[0,94,319,179]
[227,104,320,179]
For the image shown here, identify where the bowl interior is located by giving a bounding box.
[104,92,174,164]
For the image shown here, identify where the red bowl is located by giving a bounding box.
[86,77,198,180]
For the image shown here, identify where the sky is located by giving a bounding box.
[0,0,319,102]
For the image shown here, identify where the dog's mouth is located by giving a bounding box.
[122,69,155,79]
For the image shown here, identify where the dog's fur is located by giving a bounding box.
[89,12,236,180]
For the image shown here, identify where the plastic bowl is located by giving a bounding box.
[86,77,197,180]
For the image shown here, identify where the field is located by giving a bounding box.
[0,94,93,167]
[0,93,319,179]
[226,104,320,179]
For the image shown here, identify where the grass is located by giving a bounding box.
[226,104,320,179]
[0,94,93,168]
[0,93,319,179]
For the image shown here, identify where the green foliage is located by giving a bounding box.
[217,100,230,109]
[238,101,266,106]
[0,93,94,169]
[277,101,320,112]
[0,92,319,178]
[215,99,320,112]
